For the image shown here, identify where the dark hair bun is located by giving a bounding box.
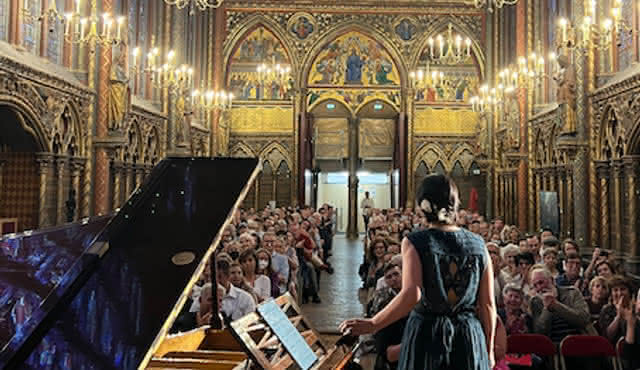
[416,174,460,224]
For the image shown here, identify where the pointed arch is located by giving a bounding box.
[0,95,49,152]
[229,142,256,158]
[223,17,298,86]
[63,99,86,156]
[449,145,476,173]
[413,143,448,173]
[410,16,486,79]
[300,22,409,89]
[259,141,293,171]
[308,97,354,117]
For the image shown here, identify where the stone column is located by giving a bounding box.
[124,163,133,202]
[135,165,144,190]
[55,156,68,225]
[596,161,610,249]
[623,156,640,273]
[516,0,529,231]
[0,158,6,203]
[347,117,359,239]
[535,169,542,231]
[566,167,574,238]
[94,0,113,215]
[558,168,566,237]
[611,160,624,254]
[35,153,54,228]
[111,160,121,209]
[70,158,86,221]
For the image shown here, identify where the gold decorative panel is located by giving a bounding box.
[359,118,394,158]
[308,88,400,113]
[308,32,400,87]
[230,106,294,133]
[414,108,478,134]
[314,117,349,159]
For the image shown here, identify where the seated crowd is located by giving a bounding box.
[171,204,336,332]
[171,203,639,370]
[360,207,640,370]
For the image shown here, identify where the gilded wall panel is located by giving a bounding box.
[414,108,479,135]
[230,106,294,133]
[359,118,394,158]
[307,88,400,113]
[314,117,349,159]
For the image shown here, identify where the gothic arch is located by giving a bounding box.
[0,95,49,152]
[230,142,256,158]
[449,145,476,173]
[598,105,626,160]
[223,17,298,84]
[122,119,143,164]
[410,16,486,79]
[354,98,399,117]
[628,115,640,155]
[259,141,293,171]
[300,23,409,89]
[413,143,448,173]
[308,97,354,117]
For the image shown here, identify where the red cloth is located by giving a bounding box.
[469,187,479,213]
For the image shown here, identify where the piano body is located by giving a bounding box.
[0,158,357,370]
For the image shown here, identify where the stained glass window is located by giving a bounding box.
[21,0,42,54]
[0,0,9,41]
[46,0,65,64]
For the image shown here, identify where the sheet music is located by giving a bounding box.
[257,300,318,370]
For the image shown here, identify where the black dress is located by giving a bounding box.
[398,228,490,370]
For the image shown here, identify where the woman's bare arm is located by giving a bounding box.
[477,249,497,363]
[370,237,423,331]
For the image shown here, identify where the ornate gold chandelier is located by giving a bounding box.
[164,0,224,14]
[464,0,519,12]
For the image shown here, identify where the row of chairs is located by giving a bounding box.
[507,334,626,370]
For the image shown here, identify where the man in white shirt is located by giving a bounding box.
[216,257,256,321]
[360,191,375,231]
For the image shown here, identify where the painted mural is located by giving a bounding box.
[229,26,292,101]
[307,88,400,112]
[414,47,479,103]
[308,32,400,87]
[288,13,315,40]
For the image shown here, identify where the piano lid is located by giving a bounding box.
[2,157,260,369]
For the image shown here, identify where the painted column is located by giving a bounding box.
[516,0,528,231]
[111,159,121,209]
[56,156,68,225]
[486,11,495,220]
[211,5,226,156]
[611,160,623,254]
[70,158,85,221]
[623,156,639,273]
[558,168,566,237]
[347,117,359,239]
[535,169,541,231]
[94,0,113,215]
[596,161,610,249]
[566,167,574,238]
[36,153,54,228]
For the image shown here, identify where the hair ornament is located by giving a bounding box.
[420,199,433,213]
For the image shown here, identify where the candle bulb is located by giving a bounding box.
[437,35,444,58]
[64,13,72,35]
[80,18,87,40]
[132,47,139,70]
[102,13,109,36]
[559,18,567,45]
[116,16,124,40]
[428,37,434,57]
[465,38,471,57]
[75,0,81,14]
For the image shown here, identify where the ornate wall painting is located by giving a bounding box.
[230,106,293,133]
[414,108,479,134]
[229,26,292,101]
[307,32,400,87]
[288,13,315,41]
[307,88,400,113]
[394,18,417,42]
[359,118,395,158]
[415,47,479,103]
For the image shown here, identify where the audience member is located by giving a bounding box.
[217,257,256,321]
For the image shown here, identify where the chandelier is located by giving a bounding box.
[464,0,519,12]
[409,64,444,90]
[556,0,629,54]
[191,89,233,111]
[164,0,224,14]
[131,37,193,92]
[425,23,472,64]
[257,63,292,87]
[39,0,125,46]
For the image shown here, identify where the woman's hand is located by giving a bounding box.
[338,318,377,336]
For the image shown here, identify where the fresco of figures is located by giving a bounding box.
[229,27,293,101]
[308,32,400,87]
[414,46,479,103]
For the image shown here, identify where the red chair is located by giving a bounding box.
[507,334,558,369]
[559,335,620,370]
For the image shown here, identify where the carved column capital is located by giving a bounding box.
[35,153,56,172]
[612,159,625,178]
[69,157,87,176]
[594,160,611,178]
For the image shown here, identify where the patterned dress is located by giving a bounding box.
[398,228,490,370]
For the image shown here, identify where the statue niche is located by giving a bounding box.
[108,42,131,131]
[554,55,577,134]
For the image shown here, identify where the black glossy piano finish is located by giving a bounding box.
[0,157,259,369]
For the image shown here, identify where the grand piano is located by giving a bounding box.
[0,158,358,369]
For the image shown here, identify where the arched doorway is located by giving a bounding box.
[0,106,45,232]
